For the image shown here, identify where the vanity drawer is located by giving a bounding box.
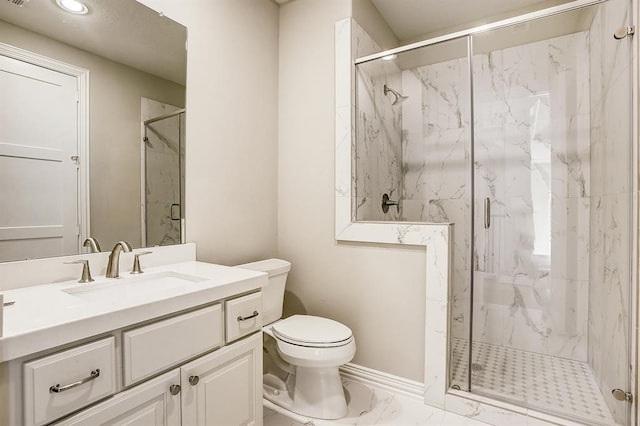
[23,337,116,426]
[123,304,223,386]
[225,292,262,343]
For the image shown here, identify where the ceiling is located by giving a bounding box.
[0,0,186,85]
[370,0,575,41]
[0,0,582,85]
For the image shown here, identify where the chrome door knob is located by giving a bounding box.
[169,384,181,395]
[189,375,199,386]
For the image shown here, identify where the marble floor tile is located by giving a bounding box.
[263,379,488,426]
[450,338,616,425]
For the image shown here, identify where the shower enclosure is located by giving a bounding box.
[142,106,185,247]
[354,0,635,424]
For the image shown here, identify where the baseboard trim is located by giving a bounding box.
[339,363,424,401]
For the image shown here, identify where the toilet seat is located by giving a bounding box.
[271,315,353,348]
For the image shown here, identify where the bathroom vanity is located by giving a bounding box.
[0,244,265,426]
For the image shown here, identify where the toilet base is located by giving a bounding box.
[263,366,348,420]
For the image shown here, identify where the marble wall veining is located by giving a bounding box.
[354,25,403,221]
[588,0,633,423]
[350,3,634,422]
[400,31,592,364]
[141,98,183,247]
[472,31,591,362]
[400,50,472,358]
[343,19,454,409]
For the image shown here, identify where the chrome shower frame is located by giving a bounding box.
[355,0,608,65]
[141,108,186,246]
[354,0,639,424]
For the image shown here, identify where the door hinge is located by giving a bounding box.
[612,389,633,402]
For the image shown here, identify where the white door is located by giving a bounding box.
[0,55,80,261]
[181,333,262,426]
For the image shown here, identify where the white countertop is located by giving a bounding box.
[0,261,267,363]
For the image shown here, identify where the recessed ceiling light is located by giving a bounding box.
[55,0,88,15]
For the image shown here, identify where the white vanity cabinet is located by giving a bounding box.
[53,369,182,425]
[181,332,262,425]
[23,338,118,426]
[55,332,262,426]
[122,304,224,387]
[0,250,268,426]
[3,290,264,426]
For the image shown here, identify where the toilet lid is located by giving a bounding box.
[271,315,353,345]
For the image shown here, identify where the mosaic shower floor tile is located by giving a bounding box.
[450,338,617,425]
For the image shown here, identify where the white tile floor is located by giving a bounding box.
[263,379,488,426]
[450,338,616,425]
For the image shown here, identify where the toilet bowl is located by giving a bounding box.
[264,315,356,419]
[236,259,356,420]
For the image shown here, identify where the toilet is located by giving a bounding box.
[236,259,356,420]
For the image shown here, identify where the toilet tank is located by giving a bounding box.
[236,259,291,325]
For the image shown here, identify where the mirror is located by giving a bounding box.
[0,0,187,262]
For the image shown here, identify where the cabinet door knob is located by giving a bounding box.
[169,384,181,395]
[189,375,200,386]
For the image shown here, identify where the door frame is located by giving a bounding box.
[0,42,90,252]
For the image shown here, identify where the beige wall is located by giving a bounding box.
[137,0,280,265]
[278,0,427,382]
[0,20,185,250]
[141,0,428,381]
[351,0,399,49]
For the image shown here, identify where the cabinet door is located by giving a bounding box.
[53,370,181,426]
[181,333,262,426]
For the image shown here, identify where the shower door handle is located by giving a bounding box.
[170,203,180,221]
[484,198,490,229]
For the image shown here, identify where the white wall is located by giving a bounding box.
[136,0,280,265]
[142,0,430,381]
[278,0,427,382]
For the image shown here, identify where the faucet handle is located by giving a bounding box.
[65,259,94,283]
[131,251,152,274]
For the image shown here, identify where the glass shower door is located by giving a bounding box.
[144,111,184,247]
[469,2,633,424]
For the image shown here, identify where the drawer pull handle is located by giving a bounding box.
[169,384,181,395]
[237,311,259,322]
[189,375,200,386]
[49,369,100,393]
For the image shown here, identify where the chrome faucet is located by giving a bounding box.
[105,241,132,278]
[83,237,102,253]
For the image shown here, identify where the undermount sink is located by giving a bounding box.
[63,271,207,303]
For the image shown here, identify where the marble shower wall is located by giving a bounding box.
[402,32,592,363]
[588,0,633,422]
[142,98,182,247]
[352,9,633,420]
[401,48,472,356]
[472,31,591,363]
[354,27,403,221]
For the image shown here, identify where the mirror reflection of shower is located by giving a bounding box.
[141,98,185,248]
[383,84,408,105]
